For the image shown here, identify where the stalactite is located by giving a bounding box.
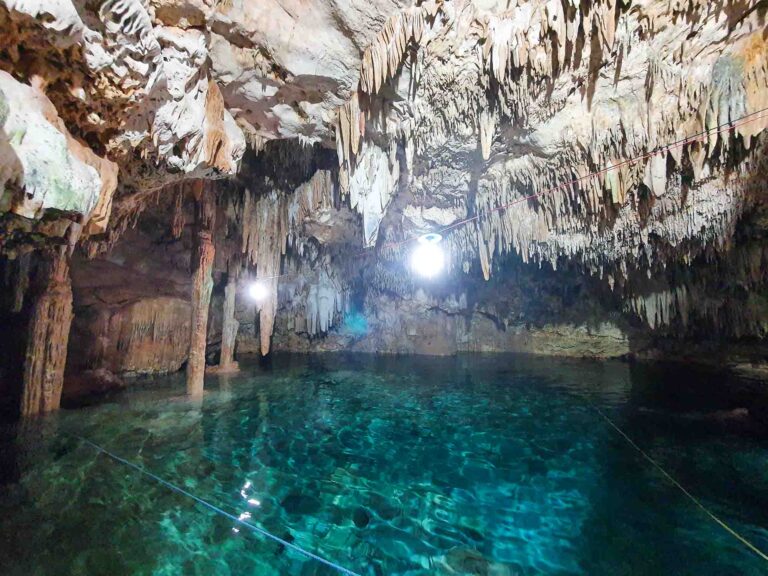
[621,238,768,334]
[20,248,73,416]
[359,3,433,96]
[479,108,496,161]
[227,167,338,354]
[336,0,442,170]
[347,143,400,246]
[277,256,349,338]
[288,170,335,244]
[304,267,346,336]
[171,187,185,239]
[625,286,689,330]
[240,189,285,355]
[331,0,768,301]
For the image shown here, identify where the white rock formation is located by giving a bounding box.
[3,0,768,344]
[346,142,400,246]
[1,0,245,192]
[0,71,117,232]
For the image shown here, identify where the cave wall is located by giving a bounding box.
[238,256,642,358]
[59,180,644,395]
[55,156,768,393]
[62,199,195,402]
[0,161,756,411]
[2,0,768,412]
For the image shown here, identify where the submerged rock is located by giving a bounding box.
[441,547,513,576]
[280,492,322,516]
[353,506,371,528]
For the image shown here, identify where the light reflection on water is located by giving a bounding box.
[0,354,766,575]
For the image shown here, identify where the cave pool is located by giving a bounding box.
[0,354,767,575]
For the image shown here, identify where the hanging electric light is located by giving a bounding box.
[411,233,445,278]
[247,281,269,303]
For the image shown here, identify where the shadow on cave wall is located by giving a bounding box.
[0,256,27,420]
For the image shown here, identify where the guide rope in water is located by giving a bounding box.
[594,407,768,564]
[75,408,768,569]
[77,436,361,576]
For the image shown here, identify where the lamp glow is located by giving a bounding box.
[411,233,445,278]
[247,281,269,302]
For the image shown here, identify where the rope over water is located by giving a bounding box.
[594,407,768,564]
[77,436,361,576]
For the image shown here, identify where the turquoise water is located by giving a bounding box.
[0,354,767,575]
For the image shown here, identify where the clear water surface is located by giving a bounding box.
[0,354,767,575]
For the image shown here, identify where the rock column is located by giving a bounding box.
[20,248,73,416]
[186,182,216,397]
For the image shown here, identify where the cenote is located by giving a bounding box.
[1,354,767,575]
[4,1,768,574]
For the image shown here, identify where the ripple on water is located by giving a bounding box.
[0,354,766,575]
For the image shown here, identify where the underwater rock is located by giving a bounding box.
[62,369,125,406]
[524,458,548,477]
[353,506,371,528]
[441,547,512,576]
[280,492,322,516]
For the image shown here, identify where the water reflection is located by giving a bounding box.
[0,354,765,575]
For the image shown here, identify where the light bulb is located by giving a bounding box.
[411,234,445,278]
[247,281,269,302]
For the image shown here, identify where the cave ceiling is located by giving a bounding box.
[1,0,768,339]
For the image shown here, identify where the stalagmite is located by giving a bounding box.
[10,253,31,313]
[186,182,216,397]
[20,247,73,416]
[216,272,240,372]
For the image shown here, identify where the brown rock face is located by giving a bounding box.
[73,297,192,375]
[21,249,72,416]
[63,202,196,386]
[187,231,215,396]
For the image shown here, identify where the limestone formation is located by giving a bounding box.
[214,273,240,372]
[20,248,72,415]
[0,71,117,233]
[0,0,245,190]
[1,0,768,408]
[78,296,192,375]
[186,182,216,396]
